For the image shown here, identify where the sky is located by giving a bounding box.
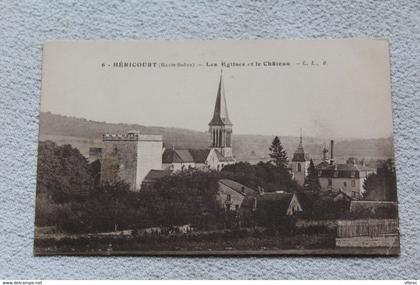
[40,39,394,139]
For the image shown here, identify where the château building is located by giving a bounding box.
[291,137,375,198]
[315,140,375,199]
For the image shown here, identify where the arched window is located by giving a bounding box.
[213,129,216,146]
[226,132,230,147]
[297,163,302,172]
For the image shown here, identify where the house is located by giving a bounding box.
[294,190,352,219]
[217,179,257,211]
[316,162,375,199]
[290,137,375,198]
[141,169,172,188]
[315,141,375,198]
[254,192,303,216]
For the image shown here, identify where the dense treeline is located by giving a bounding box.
[35,138,397,235]
[363,159,398,201]
[36,142,226,233]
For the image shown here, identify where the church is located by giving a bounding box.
[161,71,236,172]
[99,72,236,191]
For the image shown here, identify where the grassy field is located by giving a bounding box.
[34,229,337,255]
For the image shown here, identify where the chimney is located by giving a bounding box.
[330,140,335,165]
[241,186,245,194]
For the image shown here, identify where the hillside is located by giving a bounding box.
[38,112,395,162]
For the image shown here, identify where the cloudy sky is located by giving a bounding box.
[40,39,394,139]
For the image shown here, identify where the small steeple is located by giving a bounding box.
[209,70,232,126]
[292,128,309,161]
[296,128,304,152]
[299,128,303,145]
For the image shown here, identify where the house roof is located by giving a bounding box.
[143,169,172,182]
[218,179,257,196]
[257,192,293,201]
[295,191,318,210]
[315,163,374,178]
[255,192,295,215]
[209,72,232,126]
[316,161,330,169]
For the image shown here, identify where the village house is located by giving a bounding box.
[217,179,258,211]
[253,191,304,216]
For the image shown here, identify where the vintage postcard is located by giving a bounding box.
[34,39,399,256]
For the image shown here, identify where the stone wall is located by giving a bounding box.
[100,140,138,190]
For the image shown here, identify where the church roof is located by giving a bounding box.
[162,149,194,163]
[209,72,232,126]
[189,149,211,163]
[292,135,309,161]
[162,148,211,163]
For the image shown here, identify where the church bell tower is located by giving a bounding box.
[209,71,233,158]
[291,129,310,186]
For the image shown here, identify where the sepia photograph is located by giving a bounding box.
[34,39,399,256]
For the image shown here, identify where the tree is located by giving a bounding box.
[303,159,321,192]
[36,141,94,203]
[363,159,397,201]
[268,136,288,169]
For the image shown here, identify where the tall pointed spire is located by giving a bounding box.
[209,70,232,126]
[299,128,303,145]
[297,128,304,151]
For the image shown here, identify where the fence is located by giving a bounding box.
[336,219,399,238]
